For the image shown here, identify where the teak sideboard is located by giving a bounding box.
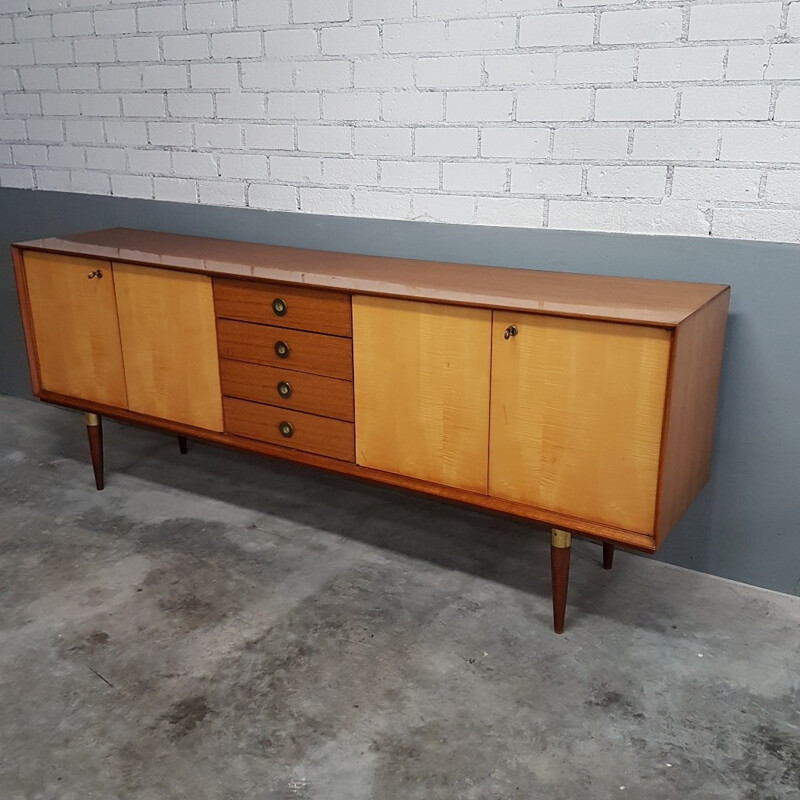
[11,228,730,632]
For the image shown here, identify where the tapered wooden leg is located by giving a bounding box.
[178,435,188,455]
[602,542,615,570]
[85,413,104,491]
[550,528,572,634]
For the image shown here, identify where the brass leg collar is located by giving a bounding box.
[85,413,100,427]
[551,528,572,549]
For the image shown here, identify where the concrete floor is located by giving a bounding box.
[0,395,798,800]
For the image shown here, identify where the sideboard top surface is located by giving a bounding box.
[15,227,728,326]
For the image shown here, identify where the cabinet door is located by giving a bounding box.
[490,313,670,534]
[113,263,223,431]
[22,252,128,408]
[352,296,491,493]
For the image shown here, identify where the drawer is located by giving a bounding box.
[214,278,351,337]
[217,319,353,380]
[223,397,355,462]
[220,359,354,422]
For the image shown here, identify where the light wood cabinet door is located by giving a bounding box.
[22,252,128,408]
[352,296,491,493]
[489,313,671,534]
[114,263,223,431]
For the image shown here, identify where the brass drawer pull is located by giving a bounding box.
[504,324,518,340]
[278,421,294,438]
[277,380,292,399]
[87,269,103,279]
[274,340,290,359]
[272,297,287,316]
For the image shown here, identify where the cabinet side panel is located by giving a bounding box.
[21,251,128,408]
[12,247,42,395]
[490,314,670,535]
[655,289,730,546]
[352,296,491,493]
[114,263,223,432]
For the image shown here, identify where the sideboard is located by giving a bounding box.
[11,228,730,632]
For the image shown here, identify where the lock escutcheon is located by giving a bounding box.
[277,380,292,399]
[278,421,294,438]
[274,340,290,358]
[272,297,287,316]
[504,324,518,340]
[87,269,103,279]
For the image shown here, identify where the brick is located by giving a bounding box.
[762,45,800,80]
[764,171,800,203]
[721,128,800,163]
[381,160,439,189]
[264,29,319,57]
[198,180,246,207]
[447,17,516,51]
[474,197,545,228]
[443,161,507,191]
[295,60,352,90]
[190,63,239,89]
[271,155,322,182]
[775,87,800,121]
[14,14,52,40]
[321,25,380,55]
[163,35,211,61]
[412,192,474,223]
[446,91,513,121]
[154,177,198,203]
[298,125,351,153]
[116,36,160,62]
[0,69,20,91]
[511,164,582,194]
[689,2,782,41]
[167,92,214,118]
[65,120,105,144]
[633,127,719,161]
[20,66,57,91]
[241,61,294,90]
[519,13,594,47]
[94,8,136,35]
[85,146,127,171]
[323,157,378,185]
[269,92,320,120]
[553,127,629,159]
[638,46,726,83]
[485,53,555,86]
[41,93,81,116]
[148,121,193,146]
[353,0,413,21]
[481,127,550,158]
[74,37,115,64]
[172,151,219,178]
[557,50,635,84]
[383,92,443,122]
[48,145,86,168]
[33,40,72,65]
[81,94,122,117]
[52,11,93,37]
[104,121,148,146]
[143,65,189,90]
[244,123,295,150]
[789,3,800,37]
[323,92,380,120]
[185,1,233,31]
[587,165,666,197]
[681,86,771,121]
[355,58,414,89]
[0,168,35,189]
[293,0,350,24]
[299,187,354,215]
[354,127,412,156]
[671,167,761,201]
[415,127,478,157]
[111,174,153,199]
[72,171,112,195]
[58,66,99,91]
[0,43,35,66]
[416,0,483,17]
[237,0,290,27]
[416,56,482,87]
[354,189,413,219]
[211,31,262,59]
[5,93,41,116]
[12,144,48,167]
[220,152,269,179]
[137,4,184,33]
[248,183,298,211]
[36,170,71,192]
[600,9,682,44]
[595,88,675,121]
[518,88,591,121]
[384,22,447,54]
[194,123,241,148]
[100,66,141,90]
[0,120,26,141]
[121,93,167,118]
[712,209,800,243]
[216,92,265,119]
[26,118,64,143]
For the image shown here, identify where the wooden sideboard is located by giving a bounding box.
[11,228,730,632]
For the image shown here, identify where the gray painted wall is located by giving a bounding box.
[2,187,798,596]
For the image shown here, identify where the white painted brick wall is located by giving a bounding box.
[1,0,799,243]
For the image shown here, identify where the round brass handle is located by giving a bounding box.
[277,380,292,399]
[274,340,290,359]
[504,325,518,340]
[272,297,287,316]
[278,421,294,438]
[87,269,103,279]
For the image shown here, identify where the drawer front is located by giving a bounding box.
[220,359,354,422]
[223,396,355,462]
[214,278,352,337]
[217,319,353,380]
